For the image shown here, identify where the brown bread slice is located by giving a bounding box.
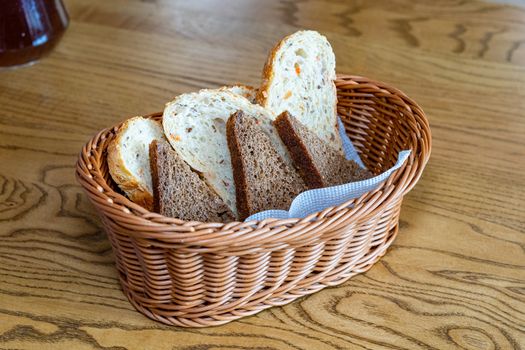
[149,140,235,223]
[226,111,307,220]
[274,111,372,189]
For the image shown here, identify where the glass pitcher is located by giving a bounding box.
[0,0,69,68]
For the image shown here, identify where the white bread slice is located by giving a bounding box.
[163,89,290,216]
[107,117,164,210]
[220,85,257,103]
[257,30,341,151]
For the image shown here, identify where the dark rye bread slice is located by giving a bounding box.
[274,111,372,189]
[226,111,307,220]
[149,140,235,223]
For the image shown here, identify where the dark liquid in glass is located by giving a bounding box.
[0,0,68,67]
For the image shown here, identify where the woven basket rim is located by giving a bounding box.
[76,74,431,248]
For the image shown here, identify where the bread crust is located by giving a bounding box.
[274,112,324,189]
[226,111,251,220]
[107,117,158,211]
[219,84,258,102]
[149,140,161,213]
[256,34,287,107]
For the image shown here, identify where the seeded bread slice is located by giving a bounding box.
[149,140,235,222]
[220,85,258,103]
[257,30,341,152]
[107,117,164,210]
[227,111,306,220]
[274,111,372,188]
[163,89,292,216]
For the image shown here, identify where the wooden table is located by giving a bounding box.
[1,0,524,349]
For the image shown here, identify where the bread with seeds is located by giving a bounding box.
[163,89,292,216]
[257,30,341,152]
[107,117,164,210]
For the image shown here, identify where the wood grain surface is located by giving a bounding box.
[1,0,524,349]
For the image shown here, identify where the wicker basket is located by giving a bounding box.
[76,75,431,327]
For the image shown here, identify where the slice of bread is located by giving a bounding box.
[274,111,372,188]
[163,89,292,216]
[227,111,306,220]
[107,117,164,210]
[257,30,341,152]
[149,140,235,222]
[220,85,258,103]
